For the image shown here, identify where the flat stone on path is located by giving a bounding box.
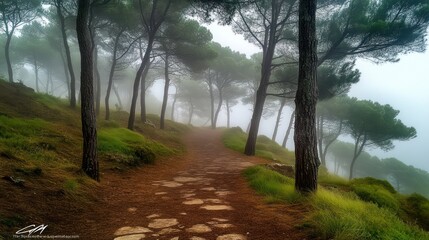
[173,177,202,182]
[160,181,183,188]
[113,234,146,240]
[200,205,234,211]
[155,192,168,195]
[146,214,161,219]
[157,228,181,235]
[212,218,229,222]
[201,187,216,191]
[182,199,204,205]
[148,218,179,229]
[186,224,212,233]
[190,237,207,240]
[114,226,152,236]
[213,223,234,228]
[215,191,234,196]
[216,234,247,240]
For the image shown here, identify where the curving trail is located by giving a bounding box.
[67,129,307,240]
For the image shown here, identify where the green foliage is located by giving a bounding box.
[0,116,58,162]
[63,179,79,192]
[243,166,429,239]
[222,127,294,164]
[350,183,399,211]
[98,128,173,167]
[401,193,429,230]
[309,189,428,240]
[351,177,396,194]
[243,166,302,203]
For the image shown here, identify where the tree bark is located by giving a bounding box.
[244,0,280,156]
[188,100,194,125]
[5,32,14,83]
[128,35,155,130]
[226,99,231,128]
[282,110,295,148]
[349,134,366,180]
[140,60,151,122]
[213,87,223,128]
[56,0,76,108]
[34,58,39,93]
[76,0,98,181]
[206,72,215,129]
[171,89,177,121]
[93,43,101,117]
[105,29,123,120]
[294,0,319,193]
[272,98,286,141]
[59,47,71,99]
[112,84,122,109]
[160,54,170,129]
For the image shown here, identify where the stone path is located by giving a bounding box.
[113,131,252,240]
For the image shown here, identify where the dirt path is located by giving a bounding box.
[69,129,307,240]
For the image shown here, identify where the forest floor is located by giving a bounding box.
[59,129,309,240]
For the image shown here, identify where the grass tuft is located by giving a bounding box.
[222,127,294,164]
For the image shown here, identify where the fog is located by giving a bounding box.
[204,23,429,172]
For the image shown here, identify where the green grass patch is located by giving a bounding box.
[243,165,429,240]
[309,189,428,240]
[243,166,302,203]
[222,127,294,164]
[0,116,59,162]
[63,179,79,192]
[98,127,174,166]
[401,193,429,230]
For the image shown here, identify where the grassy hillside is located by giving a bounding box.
[223,128,429,239]
[0,80,189,237]
[222,127,295,164]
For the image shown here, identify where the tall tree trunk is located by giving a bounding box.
[349,134,366,180]
[317,115,325,166]
[105,30,123,120]
[226,99,231,128]
[244,0,280,156]
[93,43,101,116]
[206,73,215,129]
[5,33,14,83]
[76,0,98,181]
[272,98,286,141]
[59,47,71,99]
[160,54,170,130]
[128,35,155,130]
[282,110,295,148]
[140,61,151,122]
[294,0,319,193]
[322,120,343,165]
[171,90,177,121]
[56,0,76,108]
[213,87,223,128]
[188,101,194,125]
[112,84,122,110]
[34,59,40,93]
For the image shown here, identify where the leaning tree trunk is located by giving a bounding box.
[188,101,194,125]
[294,0,319,193]
[56,0,77,108]
[76,0,98,181]
[282,110,295,148]
[206,73,215,129]
[244,0,280,156]
[140,61,151,122]
[112,84,122,110]
[59,48,71,99]
[128,34,155,130]
[226,99,231,128]
[171,90,177,121]
[34,59,40,93]
[5,33,14,83]
[272,98,286,141]
[213,87,223,129]
[105,30,123,120]
[93,43,101,116]
[160,54,170,130]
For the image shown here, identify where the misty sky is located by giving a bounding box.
[202,23,429,172]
